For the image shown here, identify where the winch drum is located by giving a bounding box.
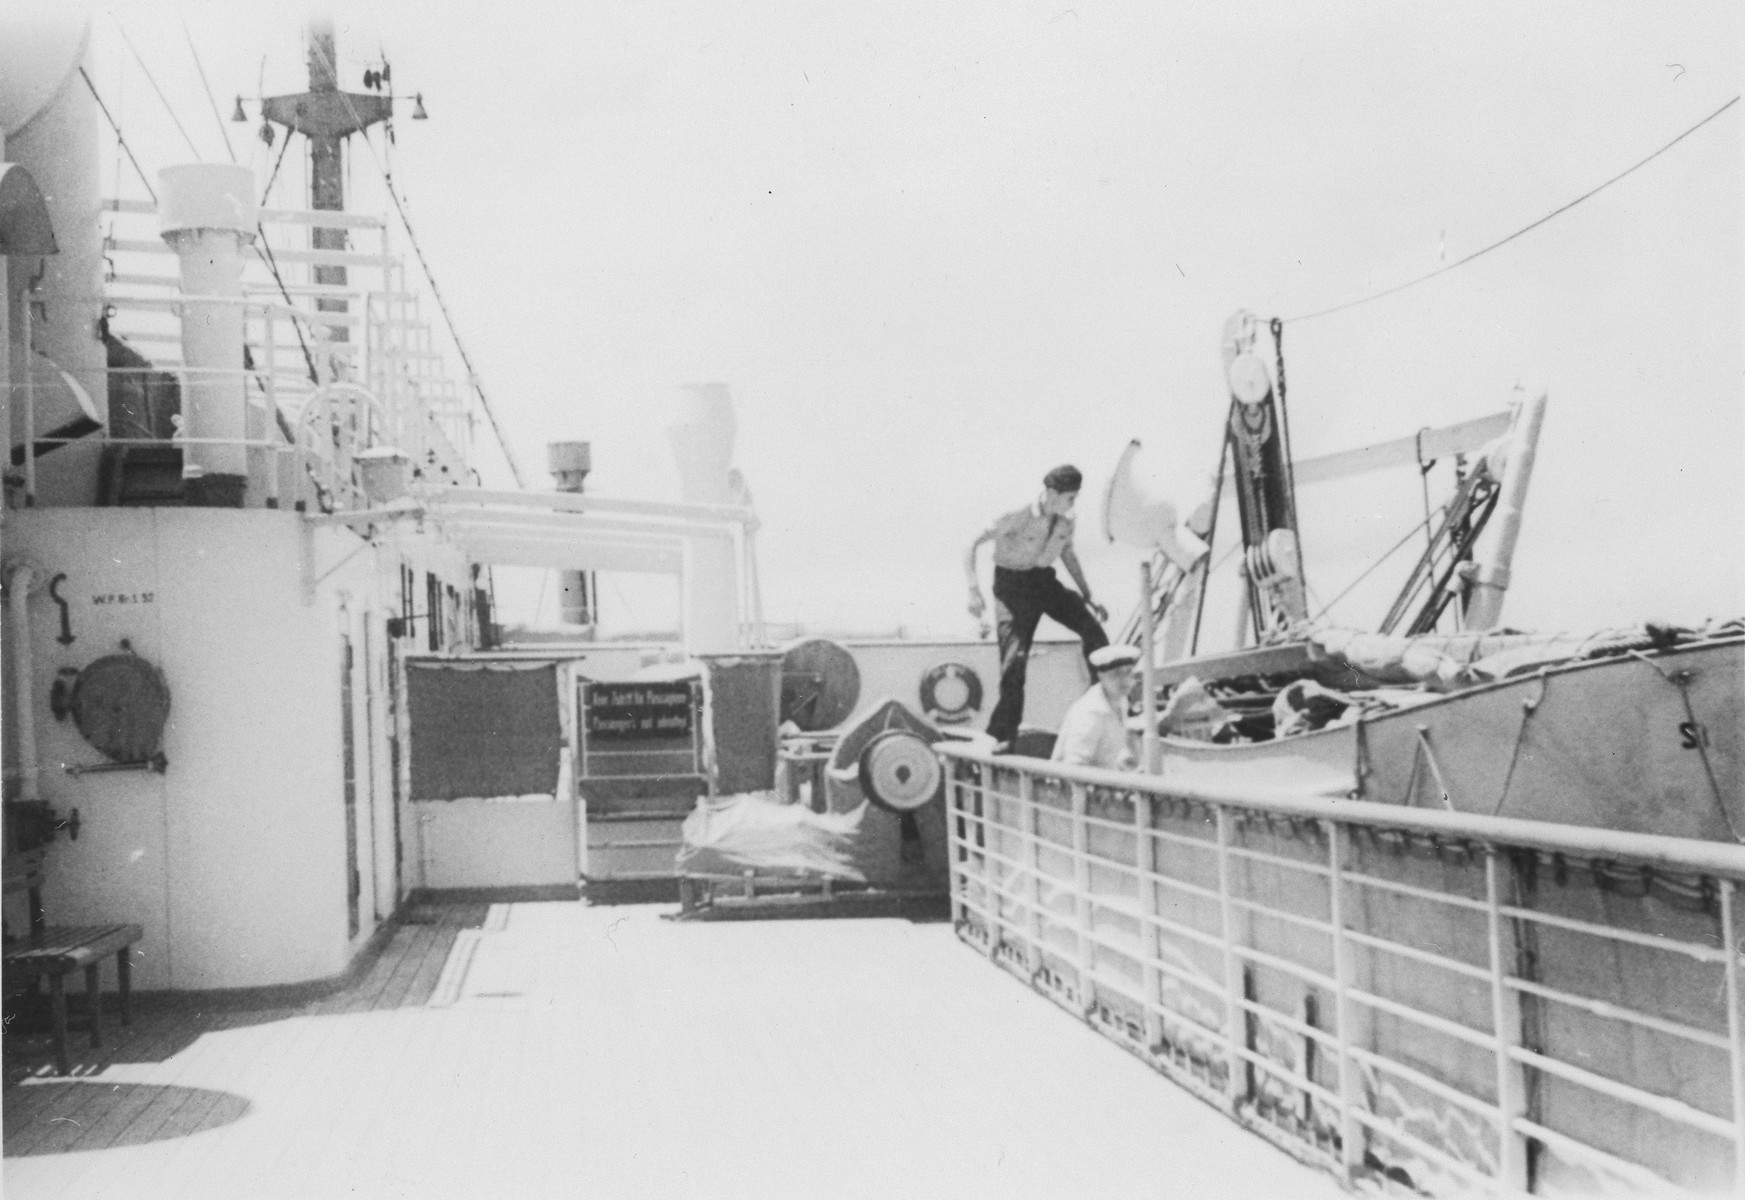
[856,729,942,813]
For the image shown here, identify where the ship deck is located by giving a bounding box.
[4,900,1346,1200]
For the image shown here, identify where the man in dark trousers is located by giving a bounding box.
[965,464,1110,749]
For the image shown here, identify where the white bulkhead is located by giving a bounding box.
[1,20,483,993]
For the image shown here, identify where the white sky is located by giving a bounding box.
[71,1,1745,640]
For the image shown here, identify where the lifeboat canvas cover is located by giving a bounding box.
[407,661,563,801]
[676,792,867,880]
[675,700,952,887]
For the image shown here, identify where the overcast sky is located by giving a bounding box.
[79,1,1743,641]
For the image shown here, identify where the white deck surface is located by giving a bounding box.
[6,902,1349,1200]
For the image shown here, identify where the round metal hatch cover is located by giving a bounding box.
[858,729,942,812]
[780,637,861,731]
[71,653,171,763]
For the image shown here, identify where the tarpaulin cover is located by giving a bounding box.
[407,661,562,801]
[677,791,867,881]
[1303,625,1722,690]
[1270,678,1351,738]
[1156,676,1232,740]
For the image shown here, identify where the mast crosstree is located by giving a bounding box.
[260,20,391,351]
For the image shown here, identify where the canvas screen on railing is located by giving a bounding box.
[407,662,562,801]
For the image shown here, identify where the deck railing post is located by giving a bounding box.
[1216,803,1244,1110]
[22,298,36,506]
[1324,819,1361,1180]
[321,388,335,506]
[945,762,963,930]
[1072,779,1094,1016]
[1720,878,1745,1194]
[1137,789,1161,1053]
[259,303,280,509]
[982,768,1000,962]
[1023,770,1045,978]
[1485,845,1530,1193]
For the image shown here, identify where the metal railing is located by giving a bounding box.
[63,196,477,506]
[938,744,1745,1197]
[12,289,470,514]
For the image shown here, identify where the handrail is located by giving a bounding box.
[72,292,326,327]
[416,485,758,527]
[940,747,1745,1196]
[46,197,479,515]
[104,236,393,270]
[102,197,386,228]
[937,744,1745,878]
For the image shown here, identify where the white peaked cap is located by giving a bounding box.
[1089,645,1141,673]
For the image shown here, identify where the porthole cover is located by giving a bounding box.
[71,653,171,763]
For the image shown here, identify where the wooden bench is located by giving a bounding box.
[3,849,143,1075]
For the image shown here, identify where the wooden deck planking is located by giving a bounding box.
[7,901,1349,1200]
[109,1011,343,1199]
[254,1013,411,1188]
[113,1008,305,1180]
[5,910,482,1198]
[369,905,488,1011]
[371,925,455,1010]
[191,1012,397,1196]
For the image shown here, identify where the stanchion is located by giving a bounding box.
[1140,560,1159,772]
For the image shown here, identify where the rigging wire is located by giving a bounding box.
[1187,438,1230,657]
[379,161,528,487]
[1308,511,1435,624]
[182,21,237,164]
[1205,538,1243,580]
[104,58,125,251]
[247,107,325,386]
[1415,428,1435,556]
[1284,95,1740,325]
[259,124,295,199]
[116,24,204,162]
[252,232,322,386]
[305,37,529,488]
[77,67,157,204]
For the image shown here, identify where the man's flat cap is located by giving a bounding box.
[1043,464,1083,493]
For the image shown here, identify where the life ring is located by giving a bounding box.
[919,661,983,724]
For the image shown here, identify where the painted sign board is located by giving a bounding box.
[583,682,695,741]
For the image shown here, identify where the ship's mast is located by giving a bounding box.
[261,20,392,357]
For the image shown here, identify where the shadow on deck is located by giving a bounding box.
[3,903,486,1156]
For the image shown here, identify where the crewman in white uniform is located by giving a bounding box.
[1050,644,1141,770]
